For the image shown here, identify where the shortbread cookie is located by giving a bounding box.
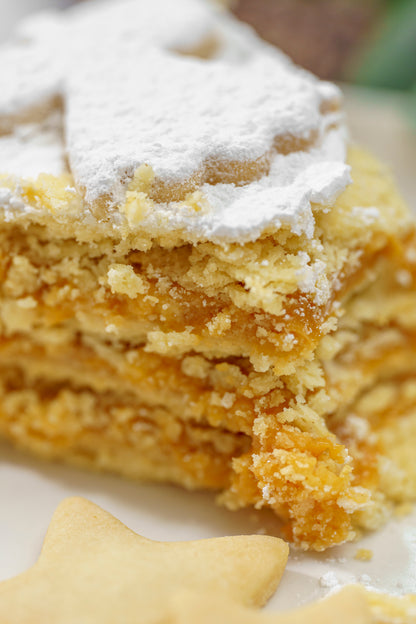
[1,0,416,550]
[0,498,288,624]
[165,586,373,624]
[165,585,416,623]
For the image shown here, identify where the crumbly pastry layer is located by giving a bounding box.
[1,0,416,551]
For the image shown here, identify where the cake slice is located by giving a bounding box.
[1,0,416,551]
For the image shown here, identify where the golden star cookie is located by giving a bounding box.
[165,585,416,624]
[0,497,288,624]
[164,586,373,624]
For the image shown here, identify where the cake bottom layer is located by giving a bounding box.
[2,367,416,551]
[0,370,248,491]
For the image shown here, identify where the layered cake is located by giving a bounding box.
[1,0,416,551]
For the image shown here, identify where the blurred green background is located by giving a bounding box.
[353,0,416,91]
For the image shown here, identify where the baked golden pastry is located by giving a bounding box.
[0,497,288,623]
[1,0,416,551]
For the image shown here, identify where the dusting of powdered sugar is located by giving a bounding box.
[0,113,65,178]
[0,0,217,123]
[0,0,353,243]
[127,126,350,243]
[67,46,332,197]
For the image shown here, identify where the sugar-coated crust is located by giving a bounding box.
[1,0,416,554]
[0,0,350,244]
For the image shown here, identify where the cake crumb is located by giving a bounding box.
[107,264,149,298]
[395,269,412,287]
[16,296,37,309]
[355,549,373,561]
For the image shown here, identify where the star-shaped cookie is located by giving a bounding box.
[165,585,373,624]
[166,584,416,623]
[0,497,288,624]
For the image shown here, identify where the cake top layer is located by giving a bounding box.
[0,0,351,244]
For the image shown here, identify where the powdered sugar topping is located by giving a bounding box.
[0,0,352,243]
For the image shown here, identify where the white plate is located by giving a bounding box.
[1,440,416,613]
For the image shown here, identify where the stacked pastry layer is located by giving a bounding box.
[1,0,416,550]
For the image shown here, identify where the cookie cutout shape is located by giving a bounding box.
[0,497,288,624]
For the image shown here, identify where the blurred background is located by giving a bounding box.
[226,0,416,209]
[229,0,416,89]
[0,0,415,207]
